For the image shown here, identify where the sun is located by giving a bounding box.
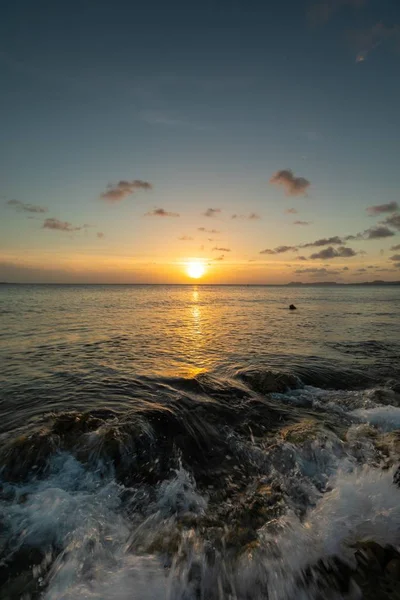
[186,261,206,279]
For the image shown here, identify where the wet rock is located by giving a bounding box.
[236,367,300,394]
[385,559,400,580]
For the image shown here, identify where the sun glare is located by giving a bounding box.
[186,261,206,279]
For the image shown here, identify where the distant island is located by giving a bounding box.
[286,280,400,286]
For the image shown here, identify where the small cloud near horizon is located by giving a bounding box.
[231,213,261,220]
[212,247,231,252]
[389,254,400,262]
[260,245,297,255]
[294,220,311,226]
[214,255,224,261]
[178,235,193,240]
[7,199,48,214]
[43,218,83,232]
[366,201,399,216]
[145,208,180,217]
[198,227,220,234]
[97,232,105,239]
[391,244,400,251]
[100,180,152,203]
[270,169,310,197]
[203,208,221,217]
[294,267,341,277]
[285,208,298,214]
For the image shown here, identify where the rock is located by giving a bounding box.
[385,559,400,580]
[394,465,400,487]
[355,540,385,573]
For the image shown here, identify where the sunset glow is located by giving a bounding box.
[186,261,206,279]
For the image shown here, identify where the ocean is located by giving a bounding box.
[1,284,400,599]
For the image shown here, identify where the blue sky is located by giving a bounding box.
[1,0,400,283]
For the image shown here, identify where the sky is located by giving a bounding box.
[1,0,400,284]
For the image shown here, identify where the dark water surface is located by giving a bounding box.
[1,284,400,599]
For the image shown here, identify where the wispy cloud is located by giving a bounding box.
[391,244,400,251]
[97,232,105,239]
[139,109,207,130]
[203,208,221,217]
[308,0,365,26]
[178,235,193,240]
[212,247,231,252]
[260,245,297,255]
[198,227,220,234]
[383,213,400,231]
[145,208,180,217]
[214,255,225,261]
[285,208,298,214]
[43,218,83,232]
[310,246,357,259]
[354,22,400,63]
[298,256,308,261]
[389,254,400,261]
[294,220,311,226]
[7,199,48,213]
[366,201,399,215]
[231,212,261,220]
[100,180,152,203]
[270,169,310,196]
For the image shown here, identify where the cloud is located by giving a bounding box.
[383,213,400,231]
[270,169,310,196]
[214,255,224,261]
[393,263,400,269]
[354,23,400,63]
[178,235,193,240]
[302,236,344,248]
[100,180,152,203]
[43,218,82,232]
[357,268,367,273]
[366,201,399,215]
[145,208,180,217]
[7,199,48,213]
[298,256,308,261]
[389,254,400,262]
[198,227,220,234]
[363,225,396,239]
[97,232,105,239]
[391,244,400,251]
[203,208,221,217]
[231,212,261,220]
[259,245,297,255]
[212,247,231,252]
[308,0,365,26]
[294,220,311,225]
[342,267,349,271]
[285,208,298,214]
[294,267,341,276]
[310,246,357,259]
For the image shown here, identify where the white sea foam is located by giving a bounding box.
[351,405,400,432]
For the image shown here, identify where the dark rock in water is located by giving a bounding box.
[394,465,400,487]
[289,304,297,310]
[385,559,400,580]
[236,367,300,394]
